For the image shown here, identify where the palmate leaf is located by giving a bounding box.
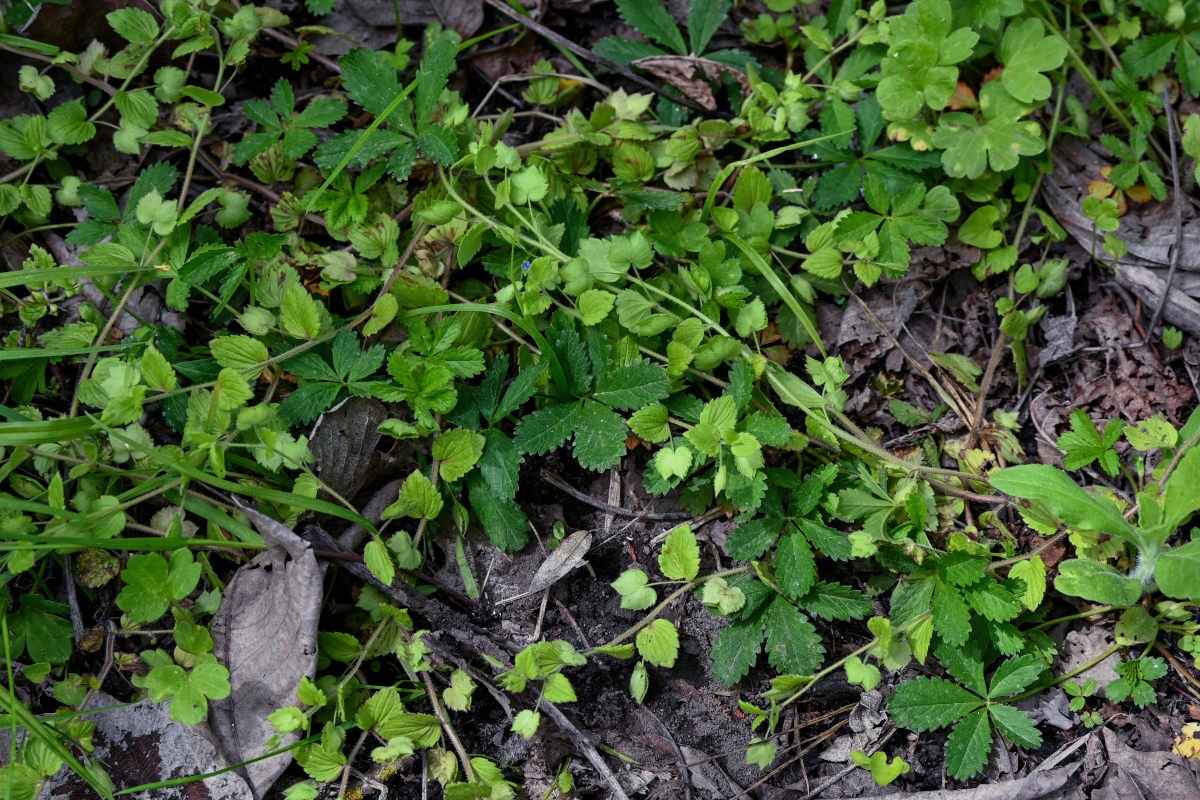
[340,50,401,116]
[988,654,1044,698]
[513,399,627,471]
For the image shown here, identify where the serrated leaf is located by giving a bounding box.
[945,709,991,780]
[468,473,529,552]
[988,654,1044,698]
[799,582,873,621]
[364,537,395,587]
[932,582,972,646]
[687,0,729,54]
[636,619,679,667]
[340,49,401,115]
[513,403,576,455]
[280,283,321,339]
[612,569,657,610]
[414,36,457,128]
[1007,556,1046,611]
[579,289,615,325]
[775,527,816,599]
[989,703,1041,749]
[888,676,981,731]
[432,428,485,483]
[615,0,686,55]
[592,360,670,410]
[571,400,628,470]
[762,596,823,675]
[659,524,699,581]
[724,517,780,560]
[711,617,763,686]
[962,579,1022,622]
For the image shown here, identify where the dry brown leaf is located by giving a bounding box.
[309,396,387,500]
[528,531,592,594]
[630,55,749,111]
[208,509,326,800]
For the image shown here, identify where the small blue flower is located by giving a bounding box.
[521,260,532,271]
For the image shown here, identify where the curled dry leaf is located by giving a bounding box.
[208,509,326,800]
[630,56,750,111]
[528,530,592,594]
[309,396,387,500]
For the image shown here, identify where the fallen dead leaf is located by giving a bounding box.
[630,55,749,111]
[208,508,326,800]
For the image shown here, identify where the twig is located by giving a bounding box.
[640,706,692,800]
[540,470,692,521]
[539,699,632,800]
[1145,89,1182,342]
[479,0,716,116]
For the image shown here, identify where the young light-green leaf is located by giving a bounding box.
[659,524,699,581]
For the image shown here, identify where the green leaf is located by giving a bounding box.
[636,619,679,667]
[615,0,686,55]
[571,400,628,470]
[432,428,485,483]
[383,469,443,520]
[1155,540,1200,600]
[612,568,657,610]
[932,84,1045,179]
[1053,558,1142,606]
[659,524,699,581]
[1007,556,1046,611]
[844,656,882,691]
[711,617,763,685]
[998,18,1067,104]
[630,660,649,703]
[988,654,1043,698]
[280,283,321,339]
[107,7,159,45]
[945,709,991,780]
[958,205,1004,249]
[775,528,816,599]
[988,703,1042,749]
[512,709,540,739]
[364,538,395,587]
[513,403,576,455]
[1057,410,1122,475]
[339,49,401,116]
[687,0,729,54]
[989,464,1138,541]
[1122,33,1178,82]
[414,36,457,128]
[11,595,73,664]
[468,473,529,552]
[799,582,872,621]
[888,676,981,731]
[592,360,670,410]
[117,554,172,622]
[578,289,615,325]
[47,100,95,145]
[762,596,823,675]
[542,672,576,703]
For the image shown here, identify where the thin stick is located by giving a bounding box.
[1145,89,1182,341]
[480,0,715,116]
[541,471,691,521]
[539,699,632,800]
